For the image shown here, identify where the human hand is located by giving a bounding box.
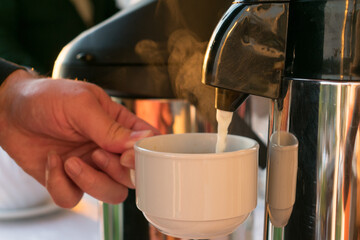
[0,69,159,208]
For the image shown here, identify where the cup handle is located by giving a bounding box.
[267,131,298,227]
[130,169,136,187]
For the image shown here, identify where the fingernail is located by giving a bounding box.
[120,151,135,168]
[65,158,82,176]
[125,130,153,149]
[130,169,136,187]
[130,130,153,139]
[93,149,109,168]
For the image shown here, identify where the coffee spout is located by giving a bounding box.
[215,87,248,112]
[202,1,289,110]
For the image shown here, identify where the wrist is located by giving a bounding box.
[0,59,39,89]
[0,67,38,144]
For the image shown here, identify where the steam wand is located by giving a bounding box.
[215,87,249,112]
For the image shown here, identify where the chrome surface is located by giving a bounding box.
[266,78,360,240]
[285,0,360,81]
[120,98,215,134]
[203,0,360,239]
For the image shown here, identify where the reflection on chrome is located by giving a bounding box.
[266,79,360,240]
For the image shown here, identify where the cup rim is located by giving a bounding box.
[134,133,259,159]
[269,131,299,151]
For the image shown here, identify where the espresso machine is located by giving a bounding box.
[202,0,360,239]
[53,0,359,239]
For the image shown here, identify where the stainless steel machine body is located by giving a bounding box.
[267,79,360,239]
[202,0,360,239]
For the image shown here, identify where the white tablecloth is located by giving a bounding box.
[0,195,101,240]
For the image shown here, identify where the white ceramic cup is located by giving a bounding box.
[134,133,259,239]
[0,147,50,210]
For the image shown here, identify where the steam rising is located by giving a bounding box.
[134,39,169,90]
[167,30,216,123]
[135,30,216,123]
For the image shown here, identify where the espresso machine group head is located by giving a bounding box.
[203,0,360,239]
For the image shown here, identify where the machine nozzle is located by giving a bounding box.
[215,87,249,112]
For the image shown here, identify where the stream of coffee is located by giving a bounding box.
[215,109,233,153]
